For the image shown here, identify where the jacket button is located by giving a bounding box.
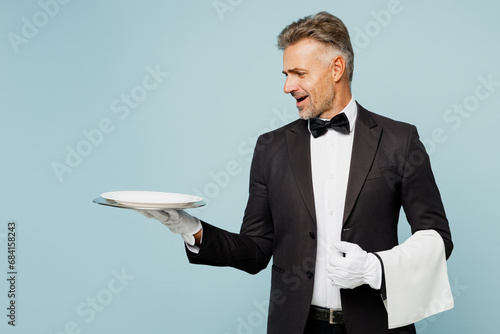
[306,271,314,279]
[309,232,316,239]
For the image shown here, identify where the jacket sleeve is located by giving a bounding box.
[400,125,453,258]
[186,135,274,274]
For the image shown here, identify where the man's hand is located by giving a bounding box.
[326,241,382,290]
[135,209,202,246]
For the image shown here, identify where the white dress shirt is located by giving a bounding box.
[310,96,357,309]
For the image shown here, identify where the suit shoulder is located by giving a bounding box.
[265,118,305,135]
[252,119,305,158]
[359,106,417,137]
[256,118,305,142]
[367,110,415,130]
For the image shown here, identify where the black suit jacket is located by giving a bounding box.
[187,104,453,334]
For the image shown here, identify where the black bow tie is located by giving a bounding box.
[309,113,350,138]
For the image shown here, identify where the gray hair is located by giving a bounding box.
[277,11,354,83]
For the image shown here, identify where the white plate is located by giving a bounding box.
[93,196,205,210]
[101,191,202,208]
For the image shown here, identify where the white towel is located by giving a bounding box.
[376,230,454,328]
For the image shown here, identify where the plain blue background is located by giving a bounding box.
[1,0,498,333]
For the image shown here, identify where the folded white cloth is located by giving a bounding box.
[376,230,454,328]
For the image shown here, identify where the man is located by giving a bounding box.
[138,12,453,334]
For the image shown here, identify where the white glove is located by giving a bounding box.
[326,241,382,290]
[135,209,202,246]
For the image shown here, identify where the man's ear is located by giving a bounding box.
[331,55,347,83]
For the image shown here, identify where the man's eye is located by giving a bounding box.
[297,73,305,77]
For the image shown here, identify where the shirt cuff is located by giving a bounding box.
[185,242,200,254]
[183,225,203,254]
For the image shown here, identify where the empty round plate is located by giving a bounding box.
[101,191,202,208]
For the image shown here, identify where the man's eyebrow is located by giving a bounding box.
[282,68,306,75]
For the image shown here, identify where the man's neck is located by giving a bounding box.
[318,90,353,119]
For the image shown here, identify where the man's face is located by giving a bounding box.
[282,38,336,119]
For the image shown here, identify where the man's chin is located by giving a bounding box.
[298,108,315,120]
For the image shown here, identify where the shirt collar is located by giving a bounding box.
[342,96,357,132]
[308,96,358,134]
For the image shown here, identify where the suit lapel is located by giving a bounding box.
[343,104,382,225]
[286,120,317,223]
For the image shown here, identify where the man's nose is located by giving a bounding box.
[283,76,297,94]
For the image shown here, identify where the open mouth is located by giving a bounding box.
[295,95,309,105]
[296,96,308,102]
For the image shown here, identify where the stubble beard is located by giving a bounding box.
[298,107,315,120]
[298,90,335,120]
